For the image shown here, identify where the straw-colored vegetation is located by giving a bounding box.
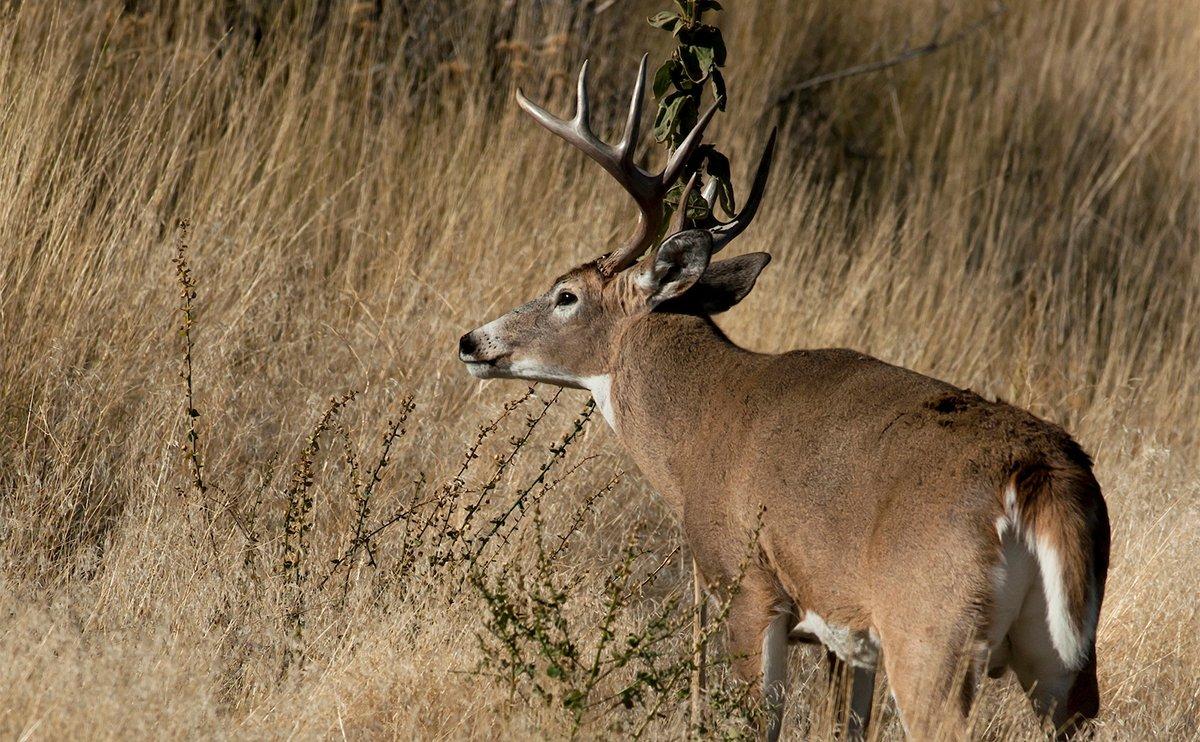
[1,1,1197,739]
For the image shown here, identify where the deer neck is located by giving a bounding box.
[589,312,753,513]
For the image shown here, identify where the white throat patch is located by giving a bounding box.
[579,375,617,431]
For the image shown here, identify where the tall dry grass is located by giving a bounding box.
[0,0,1197,738]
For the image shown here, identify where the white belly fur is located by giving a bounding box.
[790,610,880,668]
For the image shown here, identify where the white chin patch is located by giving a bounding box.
[465,362,497,379]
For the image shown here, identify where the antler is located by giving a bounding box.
[697,129,778,254]
[516,54,719,276]
[669,172,701,236]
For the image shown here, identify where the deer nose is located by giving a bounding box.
[458,332,478,359]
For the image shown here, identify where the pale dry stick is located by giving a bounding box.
[766,2,1007,117]
[690,557,708,737]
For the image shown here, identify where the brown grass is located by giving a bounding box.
[1,1,1197,738]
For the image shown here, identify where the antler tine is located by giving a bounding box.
[663,99,720,186]
[618,54,648,161]
[709,128,777,254]
[599,96,721,274]
[669,172,701,235]
[572,61,591,130]
[515,61,604,164]
[701,178,720,215]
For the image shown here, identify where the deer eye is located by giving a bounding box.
[555,291,578,307]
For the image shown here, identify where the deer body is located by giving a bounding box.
[596,311,1109,736]
[459,56,1109,739]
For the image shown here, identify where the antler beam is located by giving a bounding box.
[706,129,777,254]
[516,55,719,275]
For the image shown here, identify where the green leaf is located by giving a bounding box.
[687,188,710,220]
[563,689,587,710]
[673,95,698,147]
[652,91,687,143]
[712,175,735,217]
[670,56,698,91]
[665,180,712,221]
[708,27,727,66]
[702,149,735,215]
[696,0,723,12]
[678,45,706,82]
[681,25,726,66]
[710,69,727,110]
[647,11,680,31]
[691,44,714,75]
[652,60,679,100]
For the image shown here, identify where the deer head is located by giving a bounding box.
[458,55,775,389]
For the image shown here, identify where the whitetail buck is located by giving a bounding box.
[458,56,1110,740]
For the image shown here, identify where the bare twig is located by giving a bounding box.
[172,219,205,499]
[690,558,708,736]
[471,399,595,568]
[547,471,622,562]
[316,490,444,591]
[456,387,548,541]
[634,544,680,594]
[767,3,1006,114]
[172,219,256,555]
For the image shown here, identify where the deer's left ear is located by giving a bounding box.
[633,230,713,308]
[659,252,771,315]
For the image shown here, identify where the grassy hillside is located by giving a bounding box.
[1,1,1196,738]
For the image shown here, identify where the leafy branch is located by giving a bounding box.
[648,0,733,223]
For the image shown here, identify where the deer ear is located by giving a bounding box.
[658,252,771,315]
[633,230,713,307]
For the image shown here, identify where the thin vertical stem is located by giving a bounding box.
[690,557,707,735]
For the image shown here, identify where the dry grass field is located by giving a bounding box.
[1,1,1197,739]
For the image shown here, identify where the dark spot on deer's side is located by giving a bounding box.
[922,391,983,427]
[928,392,970,414]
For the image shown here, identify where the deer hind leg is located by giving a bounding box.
[725,574,792,742]
[876,614,986,740]
[826,651,876,741]
[847,663,877,740]
[1006,580,1099,738]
